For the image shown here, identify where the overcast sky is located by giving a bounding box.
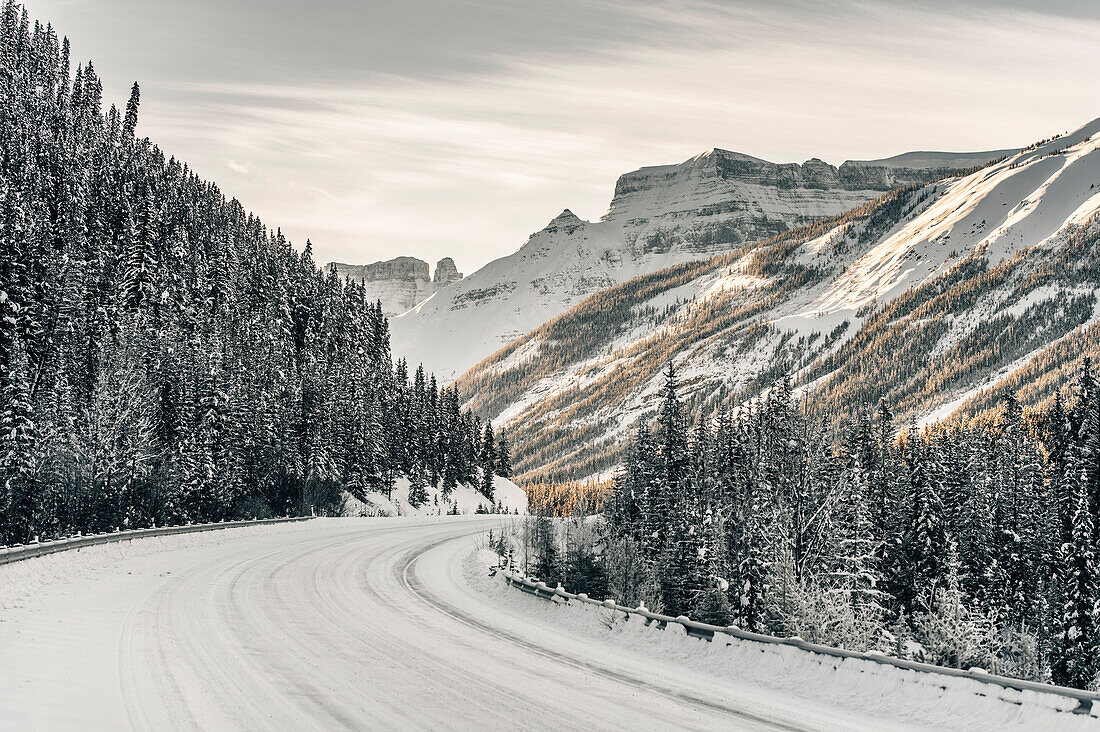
[28,0,1100,273]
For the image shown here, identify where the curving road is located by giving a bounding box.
[1,518,905,730]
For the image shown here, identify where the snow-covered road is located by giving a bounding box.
[0,518,981,730]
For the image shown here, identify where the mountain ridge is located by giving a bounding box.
[454,118,1100,482]
[391,143,1010,380]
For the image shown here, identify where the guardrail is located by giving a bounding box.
[502,570,1099,717]
[0,516,315,566]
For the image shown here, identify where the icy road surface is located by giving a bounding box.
[0,518,977,730]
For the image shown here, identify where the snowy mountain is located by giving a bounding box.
[391,147,1011,380]
[456,119,1100,481]
[328,256,463,316]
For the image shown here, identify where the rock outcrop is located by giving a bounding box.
[433,257,463,287]
[327,257,463,316]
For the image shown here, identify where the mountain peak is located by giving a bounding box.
[328,256,428,283]
[545,208,586,232]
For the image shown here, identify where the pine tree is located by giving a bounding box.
[496,432,512,478]
[564,530,608,599]
[1071,359,1100,547]
[479,420,495,499]
[531,514,561,585]
[407,464,428,509]
[634,426,663,556]
[660,484,706,616]
[1,341,37,543]
[735,484,768,631]
[120,186,159,310]
[831,418,885,615]
[657,362,688,493]
[869,400,898,556]
[1052,484,1098,689]
[121,81,139,139]
[891,423,947,613]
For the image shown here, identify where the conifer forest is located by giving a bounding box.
[0,3,507,546]
[522,362,1100,689]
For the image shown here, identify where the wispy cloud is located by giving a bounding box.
[226,159,253,175]
[30,0,1100,271]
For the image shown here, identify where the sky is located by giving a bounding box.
[27,0,1100,274]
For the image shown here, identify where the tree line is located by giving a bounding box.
[528,362,1100,690]
[0,2,507,543]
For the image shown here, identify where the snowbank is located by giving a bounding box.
[0,519,321,611]
[468,553,1099,730]
[343,476,526,517]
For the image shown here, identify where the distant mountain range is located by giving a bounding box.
[386,146,1013,380]
[326,256,462,316]
[454,119,1100,482]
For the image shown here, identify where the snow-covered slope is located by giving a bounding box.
[456,119,1100,481]
[391,147,1009,380]
[327,256,463,316]
[344,475,526,517]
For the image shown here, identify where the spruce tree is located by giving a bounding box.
[0,341,37,543]
[121,81,139,139]
[531,514,561,585]
[407,465,428,509]
[1052,485,1098,689]
[479,420,495,499]
[831,418,885,615]
[496,433,512,478]
[891,423,947,613]
[658,362,689,493]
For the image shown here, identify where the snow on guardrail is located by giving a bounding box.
[0,516,315,566]
[502,570,1100,718]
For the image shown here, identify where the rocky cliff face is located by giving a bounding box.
[391,144,1012,380]
[335,256,429,283]
[328,257,463,316]
[433,257,463,287]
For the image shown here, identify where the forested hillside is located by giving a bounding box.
[459,121,1100,483]
[531,363,1100,689]
[0,2,505,544]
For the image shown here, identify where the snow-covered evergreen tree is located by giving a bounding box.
[1052,478,1099,688]
[479,420,496,499]
[590,361,1100,686]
